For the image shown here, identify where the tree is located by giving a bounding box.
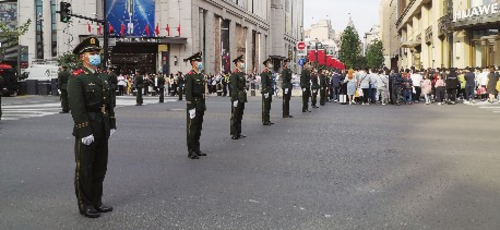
[338,26,361,69]
[366,39,385,70]
[0,19,32,62]
[57,52,82,70]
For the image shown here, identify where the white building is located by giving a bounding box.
[304,19,339,57]
[15,0,303,74]
[363,25,380,56]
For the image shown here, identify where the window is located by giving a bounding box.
[51,0,57,57]
[36,0,43,59]
[471,0,498,8]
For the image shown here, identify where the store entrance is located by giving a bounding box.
[110,42,160,74]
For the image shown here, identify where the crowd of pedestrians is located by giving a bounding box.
[328,66,500,106]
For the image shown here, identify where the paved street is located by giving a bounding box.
[1,95,500,229]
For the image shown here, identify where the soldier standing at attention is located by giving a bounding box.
[107,67,118,108]
[230,55,248,140]
[184,52,207,159]
[282,59,293,118]
[261,57,274,126]
[58,64,71,113]
[311,68,320,109]
[301,59,311,112]
[157,74,166,103]
[67,36,116,218]
[319,68,327,106]
[134,70,144,106]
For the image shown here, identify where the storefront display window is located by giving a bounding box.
[471,0,498,8]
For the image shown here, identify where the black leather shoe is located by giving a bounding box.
[95,204,113,213]
[188,151,199,159]
[80,208,100,218]
[239,135,247,139]
[263,122,270,126]
[197,151,207,156]
[313,106,319,109]
[288,115,294,118]
[231,135,239,140]
[269,122,275,125]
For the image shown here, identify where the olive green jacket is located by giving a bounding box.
[230,69,247,103]
[68,67,116,139]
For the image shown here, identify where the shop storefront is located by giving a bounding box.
[452,1,500,68]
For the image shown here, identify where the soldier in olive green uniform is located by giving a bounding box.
[184,52,207,159]
[230,55,248,140]
[282,59,293,118]
[300,60,311,112]
[311,68,320,109]
[58,64,71,113]
[261,57,274,126]
[107,67,118,108]
[134,70,144,106]
[68,36,116,218]
[0,75,3,120]
[157,74,166,103]
[319,68,327,106]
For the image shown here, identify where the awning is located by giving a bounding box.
[401,40,422,48]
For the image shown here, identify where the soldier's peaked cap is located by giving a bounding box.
[263,57,272,65]
[184,51,203,62]
[233,55,244,64]
[73,36,102,55]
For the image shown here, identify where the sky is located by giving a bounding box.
[304,0,381,35]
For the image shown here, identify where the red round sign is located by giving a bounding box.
[297,41,306,50]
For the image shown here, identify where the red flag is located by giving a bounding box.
[155,23,160,36]
[165,24,170,36]
[177,24,181,36]
[87,22,91,33]
[120,22,126,36]
[145,24,151,37]
[108,23,114,35]
[97,24,102,35]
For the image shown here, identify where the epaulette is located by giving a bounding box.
[188,70,194,75]
[72,69,85,76]
[264,69,268,73]
[233,69,239,73]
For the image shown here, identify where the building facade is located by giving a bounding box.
[16,0,303,75]
[381,0,500,70]
[304,19,339,57]
[363,25,380,56]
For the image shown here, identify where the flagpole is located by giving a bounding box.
[103,0,109,69]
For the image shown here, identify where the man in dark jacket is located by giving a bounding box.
[464,67,476,104]
[391,68,403,106]
[446,68,459,105]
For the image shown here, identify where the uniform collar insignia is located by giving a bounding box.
[88,83,96,86]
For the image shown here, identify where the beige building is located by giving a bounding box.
[304,19,339,57]
[363,25,380,56]
[16,0,303,74]
[381,0,500,70]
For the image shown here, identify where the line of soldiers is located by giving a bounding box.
[64,36,332,218]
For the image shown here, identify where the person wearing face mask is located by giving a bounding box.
[134,69,144,106]
[300,59,312,112]
[281,58,293,118]
[184,52,207,159]
[230,55,248,140]
[261,57,274,126]
[67,36,116,218]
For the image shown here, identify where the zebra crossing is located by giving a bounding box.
[1,96,176,121]
[469,100,500,114]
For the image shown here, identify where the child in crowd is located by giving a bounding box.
[422,76,432,105]
[435,75,446,105]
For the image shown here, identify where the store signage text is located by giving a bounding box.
[454,3,499,21]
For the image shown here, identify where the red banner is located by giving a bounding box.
[317,49,326,65]
[308,50,316,62]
